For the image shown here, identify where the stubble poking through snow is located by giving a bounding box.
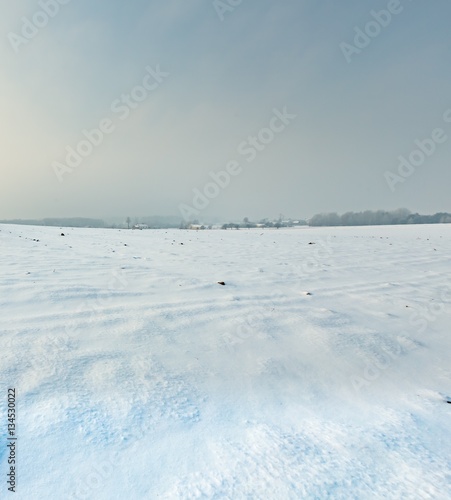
[0,224,450,499]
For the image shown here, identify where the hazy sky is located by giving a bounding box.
[1,0,451,221]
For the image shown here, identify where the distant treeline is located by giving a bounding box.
[219,219,307,230]
[0,215,185,229]
[0,217,105,228]
[2,210,451,229]
[309,209,451,227]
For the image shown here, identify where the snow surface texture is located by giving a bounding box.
[1,224,450,499]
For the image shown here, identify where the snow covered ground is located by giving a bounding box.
[1,223,450,499]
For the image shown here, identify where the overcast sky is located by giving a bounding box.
[1,0,450,221]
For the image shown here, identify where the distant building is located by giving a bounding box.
[133,224,149,230]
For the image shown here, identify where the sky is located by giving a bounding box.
[1,0,451,222]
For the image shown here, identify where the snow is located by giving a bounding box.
[1,223,450,499]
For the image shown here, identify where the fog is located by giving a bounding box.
[1,0,451,221]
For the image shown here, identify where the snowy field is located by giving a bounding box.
[1,223,451,499]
